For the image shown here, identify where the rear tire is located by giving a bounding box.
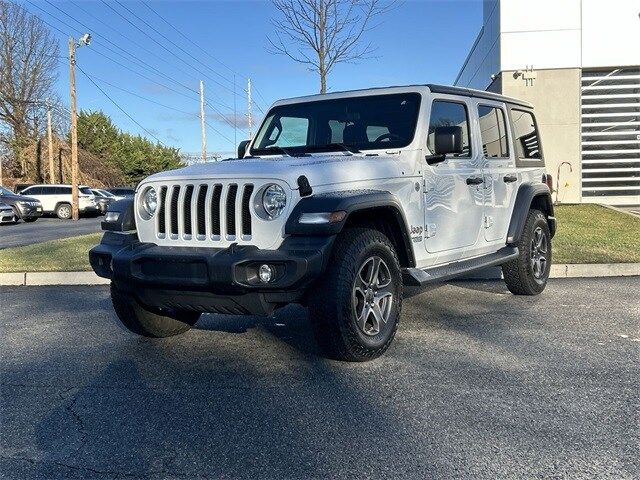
[55,203,72,219]
[502,209,551,295]
[307,228,403,362]
[23,217,37,223]
[110,283,200,337]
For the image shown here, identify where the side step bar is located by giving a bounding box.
[402,246,519,287]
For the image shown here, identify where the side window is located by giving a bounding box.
[427,100,471,157]
[23,187,39,195]
[478,105,509,158]
[511,109,541,160]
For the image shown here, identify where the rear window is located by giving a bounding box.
[80,187,93,195]
[511,109,541,160]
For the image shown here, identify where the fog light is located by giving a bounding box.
[258,264,273,283]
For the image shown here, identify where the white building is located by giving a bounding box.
[455,0,640,205]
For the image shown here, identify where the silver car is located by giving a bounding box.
[0,202,16,224]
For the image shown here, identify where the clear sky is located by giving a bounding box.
[21,0,483,157]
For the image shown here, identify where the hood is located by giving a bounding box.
[0,192,39,203]
[142,154,408,190]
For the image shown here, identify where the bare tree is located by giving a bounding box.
[0,0,59,175]
[269,0,393,94]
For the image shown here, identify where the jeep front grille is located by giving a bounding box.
[155,182,254,242]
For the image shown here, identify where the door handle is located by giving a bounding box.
[503,174,518,183]
[466,177,484,185]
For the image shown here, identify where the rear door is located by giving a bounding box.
[476,102,518,242]
[423,97,485,259]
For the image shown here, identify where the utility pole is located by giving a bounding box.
[68,36,79,220]
[46,99,55,184]
[247,78,253,140]
[199,80,207,162]
[67,33,90,220]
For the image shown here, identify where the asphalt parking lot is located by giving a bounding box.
[0,217,103,249]
[1,277,638,479]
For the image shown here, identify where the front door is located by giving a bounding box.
[476,102,518,242]
[423,97,484,257]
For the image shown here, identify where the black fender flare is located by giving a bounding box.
[285,190,416,267]
[101,198,136,232]
[507,183,556,245]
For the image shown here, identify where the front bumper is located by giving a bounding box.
[89,232,335,315]
[16,204,43,219]
[0,209,16,223]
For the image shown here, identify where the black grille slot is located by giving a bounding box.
[183,185,194,236]
[170,186,180,235]
[241,184,254,236]
[211,185,222,236]
[196,185,207,236]
[226,184,238,236]
[157,186,167,234]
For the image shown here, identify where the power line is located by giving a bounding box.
[102,0,239,99]
[76,63,165,145]
[139,0,270,112]
[27,0,201,99]
[83,73,235,145]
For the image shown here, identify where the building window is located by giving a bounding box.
[427,100,471,157]
[511,109,541,160]
[478,105,509,158]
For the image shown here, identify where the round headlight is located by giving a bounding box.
[141,187,157,217]
[262,184,286,219]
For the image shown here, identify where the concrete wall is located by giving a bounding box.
[501,68,582,203]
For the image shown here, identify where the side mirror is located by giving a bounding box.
[434,126,463,155]
[237,140,250,159]
[426,126,463,165]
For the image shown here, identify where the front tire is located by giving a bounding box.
[502,209,551,295]
[23,217,38,223]
[308,228,403,362]
[110,283,200,337]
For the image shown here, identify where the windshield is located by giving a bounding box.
[80,187,93,195]
[0,187,12,196]
[99,189,115,197]
[251,93,421,156]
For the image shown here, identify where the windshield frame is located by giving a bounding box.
[250,92,422,156]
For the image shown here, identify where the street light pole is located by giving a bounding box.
[68,36,79,220]
[67,33,90,221]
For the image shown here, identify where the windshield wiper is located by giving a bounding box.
[324,143,361,154]
[261,145,293,156]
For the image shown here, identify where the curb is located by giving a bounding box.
[0,271,110,286]
[1,263,638,286]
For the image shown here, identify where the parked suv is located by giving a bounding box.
[0,186,43,222]
[90,84,556,361]
[20,184,99,219]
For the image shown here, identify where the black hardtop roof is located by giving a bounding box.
[426,84,533,109]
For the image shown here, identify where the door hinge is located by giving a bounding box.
[483,216,494,229]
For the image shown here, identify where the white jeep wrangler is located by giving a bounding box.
[90,84,556,361]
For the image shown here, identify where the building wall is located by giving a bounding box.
[501,68,583,203]
[454,0,640,205]
[454,0,500,90]
[581,0,640,68]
